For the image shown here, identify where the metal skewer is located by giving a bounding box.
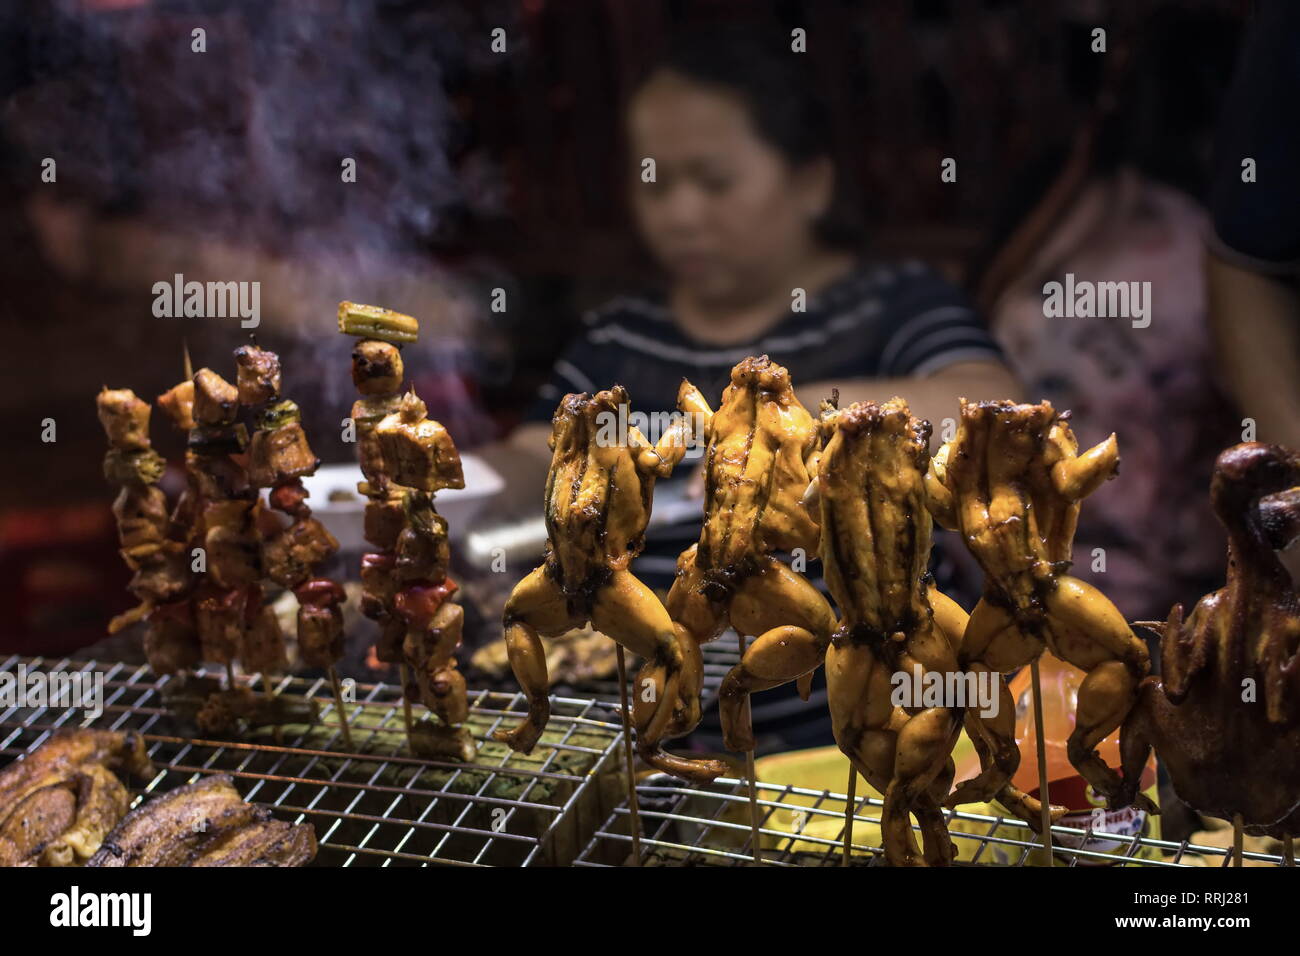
[739,632,763,865]
[398,663,416,740]
[1029,658,1053,865]
[328,665,355,751]
[842,767,856,866]
[614,644,643,865]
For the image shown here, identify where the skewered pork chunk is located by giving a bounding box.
[394,526,450,585]
[233,343,282,405]
[376,391,465,493]
[144,599,202,675]
[374,615,406,664]
[359,551,399,619]
[125,540,192,604]
[350,338,405,395]
[157,380,196,432]
[247,400,319,486]
[1120,444,1300,836]
[187,447,252,500]
[363,488,407,550]
[112,483,169,551]
[400,594,467,723]
[195,585,247,663]
[351,394,404,489]
[96,388,152,451]
[192,368,240,426]
[202,499,261,588]
[295,578,346,668]
[262,516,339,588]
[241,599,289,674]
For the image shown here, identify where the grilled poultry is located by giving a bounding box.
[806,397,968,866]
[190,818,318,866]
[673,357,836,756]
[493,386,726,780]
[89,773,315,867]
[926,399,1150,824]
[1120,443,1300,837]
[0,730,153,866]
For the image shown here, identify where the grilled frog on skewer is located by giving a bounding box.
[1121,443,1300,837]
[926,399,1149,824]
[807,397,968,866]
[493,386,728,781]
[675,356,836,754]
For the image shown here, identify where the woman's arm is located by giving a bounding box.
[800,359,1023,439]
[1206,255,1300,449]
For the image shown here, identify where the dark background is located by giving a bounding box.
[0,0,1250,652]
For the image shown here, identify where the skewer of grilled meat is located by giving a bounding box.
[183,368,262,677]
[340,302,471,756]
[0,730,153,866]
[238,342,352,745]
[88,773,315,867]
[97,389,195,636]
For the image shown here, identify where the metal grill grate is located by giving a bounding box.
[574,776,1292,868]
[1,655,624,866]
[575,638,739,704]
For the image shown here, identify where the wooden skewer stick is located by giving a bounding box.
[1029,658,1053,865]
[263,673,282,745]
[739,632,763,865]
[226,660,237,691]
[398,662,416,740]
[328,665,355,751]
[614,644,643,866]
[1232,813,1244,867]
[843,767,857,867]
[1284,834,1294,867]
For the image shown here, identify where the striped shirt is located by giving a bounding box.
[528,259,1000,753]
[528,259,1002,424]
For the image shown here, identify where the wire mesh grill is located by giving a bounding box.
[0,655,624,866]
[574,775,1293,868]
[574,637,739,704]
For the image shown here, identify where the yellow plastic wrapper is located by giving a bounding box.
[746,737,1163,866]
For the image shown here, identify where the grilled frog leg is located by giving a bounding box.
[715,556,837,751]
[494,388,727,782]
[673,358,834,755]
[929,399,1148,819]
[812,399,968,865]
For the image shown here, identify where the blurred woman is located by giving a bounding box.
[968,7,1242,623]
[483,27,1018,752]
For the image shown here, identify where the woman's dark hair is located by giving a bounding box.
[634,25,864,251]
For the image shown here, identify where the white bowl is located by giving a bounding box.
[296,456,504,554]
